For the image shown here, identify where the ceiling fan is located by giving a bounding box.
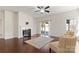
[35,6,50,13]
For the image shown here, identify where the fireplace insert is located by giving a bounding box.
[23,29,31,41]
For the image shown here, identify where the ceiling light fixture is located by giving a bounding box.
[35,6,50,13]
[40,9,44,13]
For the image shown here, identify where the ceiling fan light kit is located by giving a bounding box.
[40,9,45,13]
[35,6,50,13]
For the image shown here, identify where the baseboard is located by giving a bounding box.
[5,37,18,40]
[19,37,23,39]
[0,38,5,40]
[0,34,40,40]
[19,34,40,39]
[0,37,18,40]
[32,34,40,37]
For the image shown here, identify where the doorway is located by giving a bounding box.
[40,21,49,37]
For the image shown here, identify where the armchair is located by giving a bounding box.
[49,31,77,53]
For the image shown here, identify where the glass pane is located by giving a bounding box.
[40,21,49,36]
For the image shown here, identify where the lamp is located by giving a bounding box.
[66,19,70,31]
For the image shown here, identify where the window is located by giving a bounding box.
[66,19,79,37]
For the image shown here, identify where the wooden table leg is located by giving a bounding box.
[49,48,51,53]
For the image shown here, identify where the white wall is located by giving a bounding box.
[4,11,15,39]
[18,12,37,38]
[0,11,4,38]
[13,12,19,37]
[35,17,52,35]
[36,9,79,37]
[51,14,66,36]
[0,12,2,38]
[0,10,37,39]
[0,9,78,39]
[0,20,2,38]
[4,11,37,38]
[52,9,79,36]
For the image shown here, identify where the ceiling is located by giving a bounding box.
[0,6,79,17]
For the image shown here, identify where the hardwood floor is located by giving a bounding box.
[0,37,58,53]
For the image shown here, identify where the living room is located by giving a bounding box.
[0,6,79,52]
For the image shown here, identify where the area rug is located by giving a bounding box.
[24,36,54,49]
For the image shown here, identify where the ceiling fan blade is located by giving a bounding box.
[45,10,50,13]
[35,10,40,12]
[37,6,41,9]
[41,6,44,8]
[45,6,50,9]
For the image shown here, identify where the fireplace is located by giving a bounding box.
[22,29,31,41]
